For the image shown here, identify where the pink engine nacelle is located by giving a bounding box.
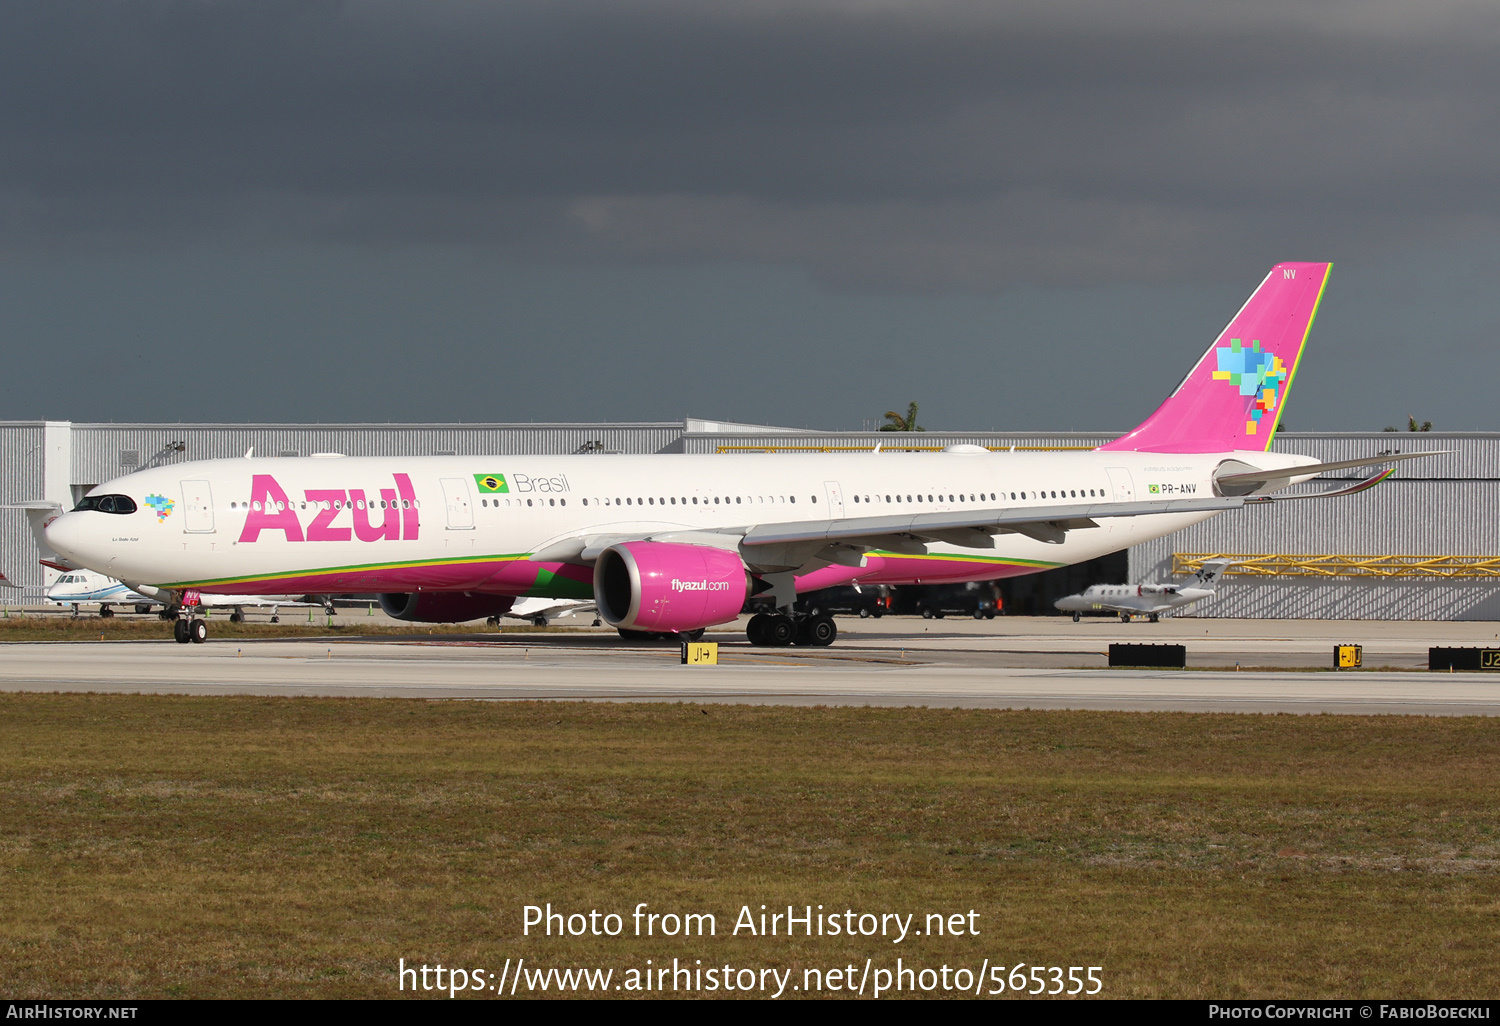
[594,541,750,633]
[378,592,516,623]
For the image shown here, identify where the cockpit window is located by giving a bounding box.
[73,494,138,514]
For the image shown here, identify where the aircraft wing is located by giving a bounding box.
[0,567,20,589]
[740,495,1248,550]
[527,454,1426,574]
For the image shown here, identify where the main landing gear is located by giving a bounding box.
[746,612,837,647]
[173,615,208,644]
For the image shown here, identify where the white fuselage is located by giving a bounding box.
[42,448,1315,599]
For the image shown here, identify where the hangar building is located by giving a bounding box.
[1,420,1487,619]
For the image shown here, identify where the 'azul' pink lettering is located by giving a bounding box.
[238,474,419,544]
[305,490,352,542]
[396,473,420,540]
[350,487,399,542]
[239,475,304,543]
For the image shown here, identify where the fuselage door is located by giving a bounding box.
[1105,467,1135,503]
[440,478,475,530]
[181,480,215,533]
[823,480,846,518]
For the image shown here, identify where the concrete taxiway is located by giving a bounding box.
[4,616,1500,714]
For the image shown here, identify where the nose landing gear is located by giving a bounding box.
[173,615,208,644]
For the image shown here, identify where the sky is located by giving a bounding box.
[2,0,1498,432]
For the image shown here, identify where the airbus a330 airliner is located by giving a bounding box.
[37,262,1436,646]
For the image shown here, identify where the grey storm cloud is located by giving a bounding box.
[3,0,1500,288]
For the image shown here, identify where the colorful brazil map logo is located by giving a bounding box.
[1213,338,1288,437]
[143,494,175,521]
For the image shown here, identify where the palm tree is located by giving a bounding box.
[879,401,924,432]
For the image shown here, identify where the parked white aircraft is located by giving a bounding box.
[47,570,158,615]
[32,263,1441,647]
[1055,559,1233,622]
[499,596,600,627]
[44,567,322,622]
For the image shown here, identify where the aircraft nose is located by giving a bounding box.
[44,512,104,566]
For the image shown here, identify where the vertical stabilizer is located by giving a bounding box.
[1193,559,1234,589]
[1100,262,1330,453]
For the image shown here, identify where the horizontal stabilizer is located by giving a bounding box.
[1214,450,1447,487]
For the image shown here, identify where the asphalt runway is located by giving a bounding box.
[5,615,1500,714]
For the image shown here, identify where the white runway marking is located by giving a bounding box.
[3,635,1500,715]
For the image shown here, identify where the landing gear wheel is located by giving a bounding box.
[189,618,207,644]
[1120,613,1131,623]
[746,613,771,646]
[796,615,837,647]
[531,616,547,627]
[99,605,114,618]
[229,612,243,623]
[270,615,280,623]
[921,608,934,619]
[1149,613,1160,623]
[1072,612,1081,623]
[766,615,796,647]
[485,616,499,626]
[858,608,870,619]
[136,604,152,615]
[173,619,191,644]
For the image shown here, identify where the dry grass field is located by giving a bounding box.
[0,614,570,643]
[0,694,1497,998]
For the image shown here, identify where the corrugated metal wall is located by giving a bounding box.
[0,423,46,596]
[70,422,686,487]
[1128,433,1496,620]
[680,431,1117,453]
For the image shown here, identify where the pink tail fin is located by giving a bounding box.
[1099,262,1330,453]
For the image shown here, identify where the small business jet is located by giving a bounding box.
[44,567,322,622]
[34,262,1442,647]
[47,570,158,615]
[1055,559,1233,622]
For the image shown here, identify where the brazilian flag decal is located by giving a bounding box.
[475,473,509,494]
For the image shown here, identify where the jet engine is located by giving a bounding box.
[378,592,516,623]
[594,541,750,633]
